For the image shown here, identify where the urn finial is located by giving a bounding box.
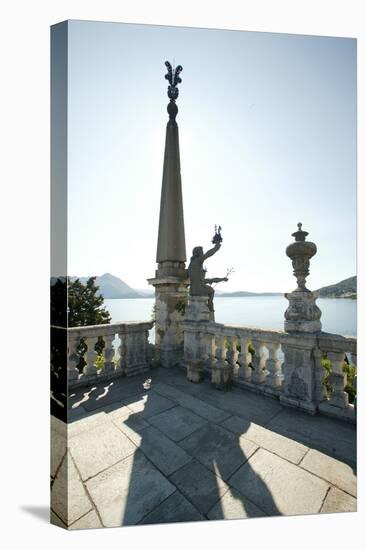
[292,222,309,243]
[286,223,317,291]
[284,223,322,333]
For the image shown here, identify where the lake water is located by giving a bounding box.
[105,296,356,339]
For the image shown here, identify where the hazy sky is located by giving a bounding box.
[68,20,356,292]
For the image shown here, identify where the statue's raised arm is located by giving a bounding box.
[202,242,221,261]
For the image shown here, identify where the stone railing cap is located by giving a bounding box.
[67,320,154,336]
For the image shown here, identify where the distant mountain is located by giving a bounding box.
[135,288,155,297]
[71,273,143,299]
[67,273,357,300]
[317,276,357,299]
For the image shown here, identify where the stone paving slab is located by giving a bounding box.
[179,422,258,481]
[169,460,230,515]
[67,411,112,438]
[139,490,205,525]
[300,449,357,496]
[69,422,136,480]
[153,382,231,423]
[221,415,308,464]
[207,487,266,520]
[51,510,67,528]
[81,388,144,412]
[189,383,283,425]
[321,487,357,514]
[51,417,67,478]
[86,451,176,527]
[138,425,193,476]
[56,366,357,528]
[69,510,103,530]
[110,411,150,445]
[51,452,92,525]
[229,448,329,516]
[68,405,89,422]
[72,374,151,412]
[122,391,176,418]
[148,405,208,442]
[266,408,356,467]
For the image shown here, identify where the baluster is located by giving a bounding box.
[313,346,327,403]
[251,338,266,384]
[238,336,252,380]
[353,372,357,412]
[136,331,148,366]
[103,334,116,374]
[209,334,218,373]
[131,332,139,364]
[84,336,98,376]
[203,333,215,374]
[227,336,239,378]
[125,333,139,376]
[68,334,80,381]
[142,330,149,365]
[327,350,349,408]
[265,341,281,389]
[350,349,357,411]
[211,334,228,388]
[117,332,127,373]
[129,333,136,365]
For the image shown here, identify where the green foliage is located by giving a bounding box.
[68,277,111,371]
[175,299,186,317]
[343,362,356,404]
[248,343,255,356]
[68,276,111,327]
[321,354,356,404]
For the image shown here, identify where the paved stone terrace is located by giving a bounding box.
[51,367,357,529]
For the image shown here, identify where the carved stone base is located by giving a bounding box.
[281,335,319,415]
[211,362,232,390]
[318,401,356,424]
[156,346,184,369]
[187,361,205,383]
[284,290,322,333]
[279,394,317,414]
[185,295,211,322]
[285,319,322,333]
[147,273,188,368]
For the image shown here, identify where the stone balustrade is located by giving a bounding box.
[183,318,357,423]
[316,332,357,422]
[58,321,154,389]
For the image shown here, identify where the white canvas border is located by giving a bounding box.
[0,1,364,549]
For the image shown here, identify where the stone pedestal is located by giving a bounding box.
[280,334,319,414]
[148,270,188,368]
[185,295,211,322]
[282,224,323,413]
[284,290,322,333]
[183,295,211,383]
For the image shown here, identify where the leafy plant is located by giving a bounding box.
[321,354,356,404]
[67,277,111,371]
[175,299,186,316]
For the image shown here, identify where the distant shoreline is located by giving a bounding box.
[104,294,357,300]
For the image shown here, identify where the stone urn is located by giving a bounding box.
[284,223,322,333]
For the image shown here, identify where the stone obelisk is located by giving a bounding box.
[147,61,189,368]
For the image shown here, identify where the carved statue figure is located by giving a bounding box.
[188,227,228,312]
